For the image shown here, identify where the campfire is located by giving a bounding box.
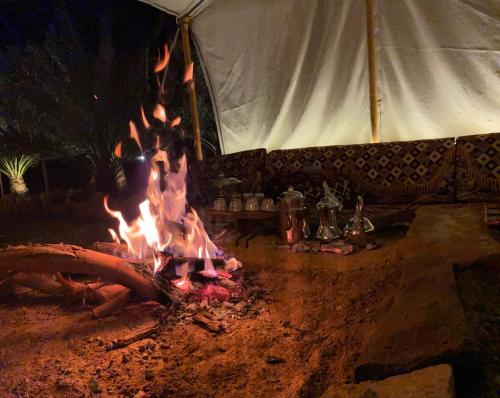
[104,113,241,301]
[0,49,246,325]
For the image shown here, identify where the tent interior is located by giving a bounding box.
[0,1,499,397]
[143,0,500,153]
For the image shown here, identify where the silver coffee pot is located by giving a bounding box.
[344,196,374,246]
[315,182,342,241]
[277,186,310,245]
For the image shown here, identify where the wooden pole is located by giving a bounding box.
[41,159,50,193]
[366,0,381,143]
[181,16,203,161]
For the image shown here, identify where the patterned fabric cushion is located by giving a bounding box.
[188,149,267,206]
[265,146,353,206]
[348,138,456,204]
[456,133,500,202]
[205,148,267,190]
[266,138,456,205]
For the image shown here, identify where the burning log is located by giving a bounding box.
[0,244,161,302]
[91,241,130,259]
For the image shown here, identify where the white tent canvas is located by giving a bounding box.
[141,0,500,154]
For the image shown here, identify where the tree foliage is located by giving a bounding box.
[0,0,220,193]
[0,0,152,191]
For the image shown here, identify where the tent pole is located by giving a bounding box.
[41,159,50,193]
[181,16,203,161]
[366,0,381,143]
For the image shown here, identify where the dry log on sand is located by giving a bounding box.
[92,287,132,318]
[105,322,160,350]
[9,272,68,297]
[0,244,161,302]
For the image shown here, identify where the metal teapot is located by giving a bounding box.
[277,186,310,245]
[344,196,374,246]
[316,200,342,242]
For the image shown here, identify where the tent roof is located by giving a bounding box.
[138,0,209,17]
[139,0,500,154]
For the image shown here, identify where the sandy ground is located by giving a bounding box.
[0,204,498,397]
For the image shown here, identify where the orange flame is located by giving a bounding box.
[107,228,121,244]
[140,106,150,129]
[105,68,240,284]
[129,121,142,151]
[105,150,219,275]
[153,104,167,123]
[114,142,122,158]
[174,262,190,290]
[183,62,194,84]
[154,44,170,73]
[170,116,181,128]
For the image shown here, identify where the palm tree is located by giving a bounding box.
[0,155,37,194]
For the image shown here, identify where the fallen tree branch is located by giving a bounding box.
[0,244,161,302]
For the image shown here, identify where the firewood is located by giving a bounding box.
[83,284,129,305]
[91,241,130,257]
[5,271,129,307]
[96,284,129,301]
[10,272,68,297]
[54,272,86,297]
[92,287,131,318]
[105,322,160,351]
[193,311,224,334]
[0,244,161,301]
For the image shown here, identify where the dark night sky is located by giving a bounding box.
[0,0,176,57]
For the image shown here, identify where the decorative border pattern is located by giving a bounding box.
[456,133,500,202]
[266,138,456,204]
